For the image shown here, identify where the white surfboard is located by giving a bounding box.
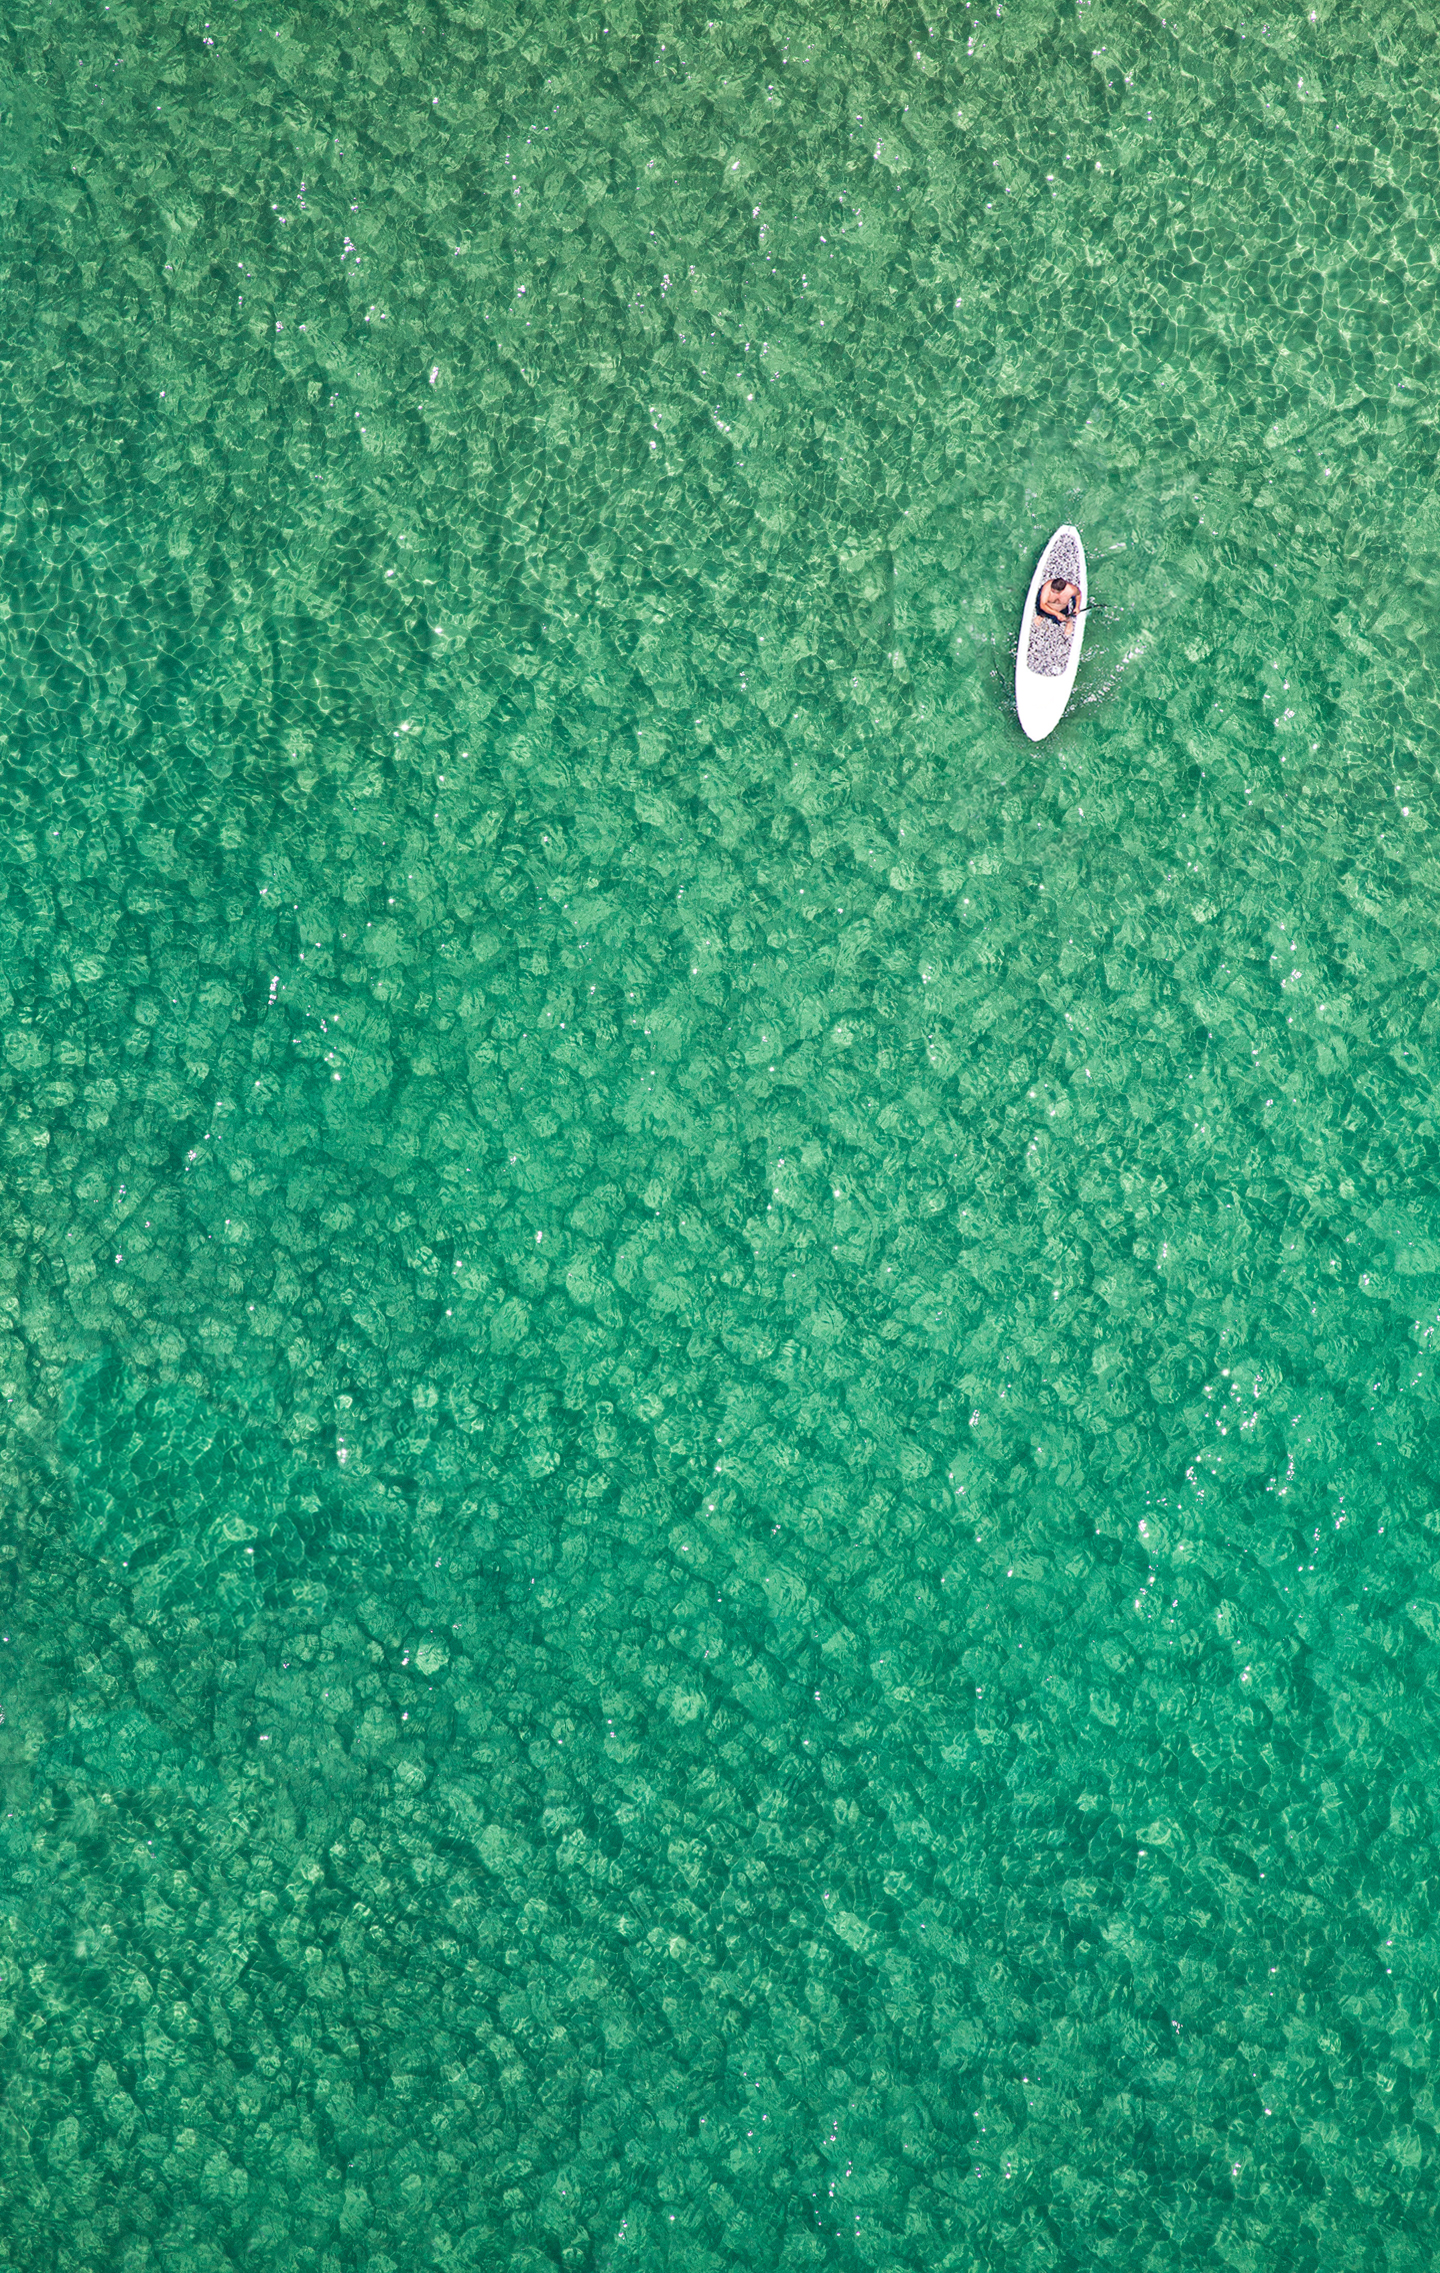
[1015,524,1086,742]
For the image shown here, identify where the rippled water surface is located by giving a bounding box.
[4,1,1440,2265]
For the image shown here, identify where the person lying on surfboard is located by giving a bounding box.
[1035,575,1082,636]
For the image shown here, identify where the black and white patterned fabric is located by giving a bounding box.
[1025,530,1082,677]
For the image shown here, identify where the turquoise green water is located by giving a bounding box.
[3,0,1440,2264]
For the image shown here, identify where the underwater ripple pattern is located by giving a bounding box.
[2,1,1440,2268]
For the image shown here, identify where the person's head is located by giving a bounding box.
[1043,576,1072,599]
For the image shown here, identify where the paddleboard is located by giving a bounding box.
[1015,524,1086,742]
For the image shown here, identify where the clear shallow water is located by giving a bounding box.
[3,0,1439,2264]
